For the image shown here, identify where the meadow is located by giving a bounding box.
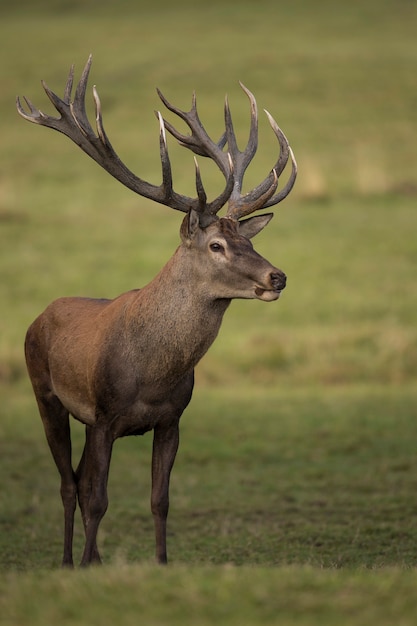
[1,0,417,623]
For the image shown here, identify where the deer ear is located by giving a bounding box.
[238,213,274,239]
[180,209,200,243]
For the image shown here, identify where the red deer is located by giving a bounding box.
[17,56,297,567]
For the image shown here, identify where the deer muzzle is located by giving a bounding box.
[255,270,287,302]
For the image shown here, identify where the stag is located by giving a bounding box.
[17,56,297,567]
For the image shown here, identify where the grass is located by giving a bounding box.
[2,384,417,623]
[1,0,417,623]
[2,565,417,626]
[2,385,417,571]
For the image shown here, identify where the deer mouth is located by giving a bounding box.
[255,271,286,301]
[255,287,282,302]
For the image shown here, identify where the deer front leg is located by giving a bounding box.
[151,422,180,564]
[35,394,77,568]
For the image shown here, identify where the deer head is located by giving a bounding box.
[178,211,287,302]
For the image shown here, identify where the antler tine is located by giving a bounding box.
[156,111,174,201]
[63,64,74,104]
[224,82,258,192]
[194,157,207,208]
[70,55,97,138]
[262,110,297,208]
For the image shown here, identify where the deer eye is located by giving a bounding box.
[210,242,224,253]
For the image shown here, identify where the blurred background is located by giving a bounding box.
[0,0,416,573]
[1,0,415,389]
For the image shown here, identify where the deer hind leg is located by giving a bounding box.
[35,393,77,568]
[75,425,113,566]
[151,422,180,564]
[74,445,100,563]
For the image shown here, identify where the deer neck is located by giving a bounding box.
[125,246,230,377]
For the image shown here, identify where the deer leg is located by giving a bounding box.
[151,422,180,564]
[36,393,76,568]
[76,425,113,566]
[74,441,99,564]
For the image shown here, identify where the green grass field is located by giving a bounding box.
[1,0,417,623]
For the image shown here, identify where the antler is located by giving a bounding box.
[16,55,234,225]
[223,83,297,221]
[16,55,297,227]
[160,81,297,222]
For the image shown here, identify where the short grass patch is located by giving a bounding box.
[2,564,417,626]
[1,384,417,572]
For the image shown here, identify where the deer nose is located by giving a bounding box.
[270,271,287,291]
